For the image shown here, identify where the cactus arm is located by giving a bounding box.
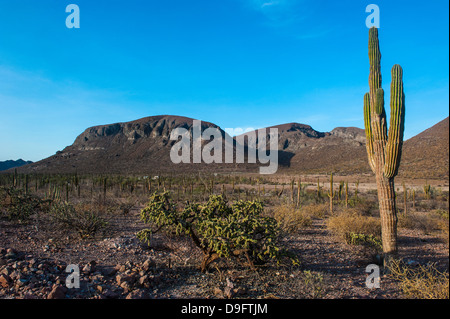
[368,27,388,173]
[375,88,384,116]
[364,93,376,173]
[384,65,405,179]
[368,27,382,107]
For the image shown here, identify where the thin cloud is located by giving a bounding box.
[261,1,279,8]
[239,0,329,39]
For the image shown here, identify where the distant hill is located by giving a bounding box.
[13,115,258,175]
[235,123,369,174]
[398,117,449,179]
[8,115,449,179]
[0,159,33,171]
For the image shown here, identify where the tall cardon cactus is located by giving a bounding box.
[364,27,405,261]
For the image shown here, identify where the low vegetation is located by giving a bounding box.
[0,186,50,223]
[0,172,448,299]
[49,201,109,239]
[388,259,449,299]
[137,192,299,272]
[270,204,313,233]
[327,211,381,244]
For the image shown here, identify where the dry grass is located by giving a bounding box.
[327,210,381,243]
[270,204,313,233]
[300,203,329,219]
[398,211,448,236]
[49,201,109,239]
[388,259,449,299]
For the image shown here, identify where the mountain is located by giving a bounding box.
[398,117,449,179]
[235,123,369,174]
[0,159,33,171]
[231,117,450,179]
[7,115,449,179]
[14,115,258,175]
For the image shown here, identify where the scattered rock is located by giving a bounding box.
[213,287,224,298]
[116,273,136,290]
[0,274,12,288]
[100,266,116,277]
[224,286,234,299]
[233,287,246,296]
[82,261,97,274]
[138,275,149,287]
[5,250,16,260]
[47,285,67,299]
[115,264,127,273]
[224,278,235,298]
[126,289,150,299]
[101,289,120,299]
[142,258,156,272]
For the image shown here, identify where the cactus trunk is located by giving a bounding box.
[328,173,334,215]
[376,175,398,255]
[364,27,405,261]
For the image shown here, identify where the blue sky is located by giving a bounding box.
[0,0,448,161]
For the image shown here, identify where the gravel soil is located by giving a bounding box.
[0,206,448,300]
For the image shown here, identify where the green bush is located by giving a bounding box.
[137,192,299,272]
[49,201,108,239]
[0,186,48,222]
[302,270,326,299]
[344,232,382,251]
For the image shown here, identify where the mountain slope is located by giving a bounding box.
[235,123,369,174]
[9,115,449,179]
[398,117,449,179]
[18,115,257,174]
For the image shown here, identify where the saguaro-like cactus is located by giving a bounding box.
[364,27,405,260]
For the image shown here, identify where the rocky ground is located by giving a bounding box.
[1,206,448,300]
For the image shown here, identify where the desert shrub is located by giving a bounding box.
[432,210,449,245]
[0,186,49,222]
[271,204,312,233]
[433,209,449,220]
[300,203,329,219]
[327,211,381,245]
[418,199,439,211]
[49,201,108,239]
[137,192,299,272]
[347,197,377,215]
[354,198,377,216]
[398,212,442,235]
[118,199,136,215]
[344,232,382,251]
[388,259,449,299]
[302,270,326,299]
